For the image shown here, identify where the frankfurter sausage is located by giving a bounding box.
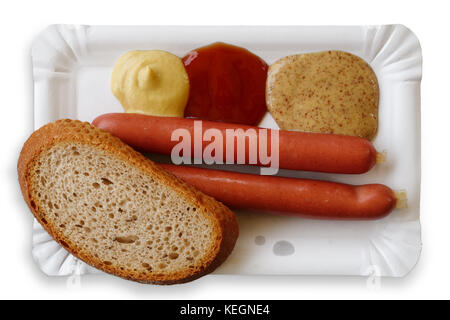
[159,164,397,220]
[92,113,377,174]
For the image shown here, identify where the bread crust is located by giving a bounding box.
[18,119,238,284]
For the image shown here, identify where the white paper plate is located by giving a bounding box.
[31,25,422,277]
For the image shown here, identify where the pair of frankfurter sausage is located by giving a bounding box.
[93,113,400,220]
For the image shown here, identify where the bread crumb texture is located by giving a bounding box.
[18,119,238,284]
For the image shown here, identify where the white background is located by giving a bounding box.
[0,0,448,299]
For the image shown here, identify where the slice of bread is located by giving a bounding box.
[18,119,238,284]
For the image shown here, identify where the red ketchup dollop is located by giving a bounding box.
[182,42,268,125]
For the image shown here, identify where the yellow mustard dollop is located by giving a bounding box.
[111,50,189,117]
